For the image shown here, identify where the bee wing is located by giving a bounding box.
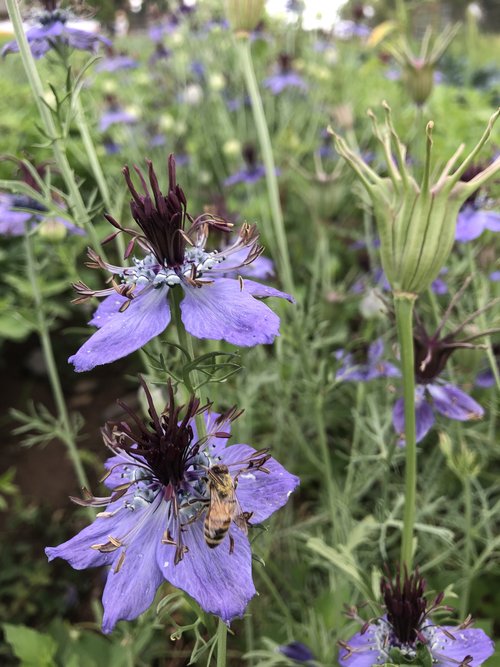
[230,493,249,535]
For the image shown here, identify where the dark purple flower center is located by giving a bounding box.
[39,3,68,26]
[242,143,258,170]
[414,331,454,384]
[11,194,47,214]
[461,163,486,207]
[278,53,293,73]
[41,0,58,10]
[352,3,365,22]
[109,381,203,488]
[382,569,427,646]
[122,155,190,268]
[412,284,498,384]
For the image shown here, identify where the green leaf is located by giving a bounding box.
[0,310,35,340]
[306,536,375,606]
[3,623,57,667]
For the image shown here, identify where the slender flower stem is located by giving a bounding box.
[169,289,206,435]
[394,291,418,570]
[315,392,340,541]
[24,227,91,504]
[73,95,127,259]
[74,96,112,210]
[395,0,408,33]
[236,37,295,296]
[344,382,365,502]
[169,289,227,665]
[244,613,255,666]
[6,0,105,258]
[460,474,473,619]
[216,617,228,667]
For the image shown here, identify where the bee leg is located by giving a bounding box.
[229,533,235,555]
[180,502,208,528]
[233,469,244,487]
[179,498,208,512]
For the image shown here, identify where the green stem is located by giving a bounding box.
[6,0,104,258]
[244,613,255,666]
[169,289,207,439]
[394,0,408,34]
[24,227,91,502]
[216,618,228,667]
[170,288,228,662]
[236,37,294,296]
[74,96,112,210]
[315,393,340,542]
[73,96,126,259]
[460,474,473,619]
[344,382,365,502]
[394,291,418,570]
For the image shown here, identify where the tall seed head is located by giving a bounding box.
[388,24,460,106]
[225,0,265,35]
[329,104,500,295]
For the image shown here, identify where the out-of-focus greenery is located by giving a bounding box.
[0,2,499,665]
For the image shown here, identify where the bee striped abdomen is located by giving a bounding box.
[204,465,241,549]
[204,513,231,548]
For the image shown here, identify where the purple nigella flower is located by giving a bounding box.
[393,383,484,444]
[263,54,308,95]
[224,165,267,186]
[455,203,500,243]
[102,137,121,155]
[475,369,495,389]
[393,288,491,443]
[335,339,399,382]
[46,381,299,632]
[2,1,110,59]
[0,193,42,235]
[225,96,250,112]
[0,160,86,237]
[454,162,500,242]
[0,193,84,237]
[148,16,178,43]
[149,133,166,148]
[278,641,315,663]
[224,143,280,187]
[350,241,448,296]
[95,50,138,73]
[69,155,292,372]
[229,249,274,281]
[149,42,172,66]
[99,98,137,133]
[202,18,229,33]
[339,569,494,667]
[333,20,371,40]
[190,60,205,79]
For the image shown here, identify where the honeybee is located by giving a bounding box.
[204,464,249,550]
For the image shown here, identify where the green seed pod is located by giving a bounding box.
[225,0,265,35]
[330,103,500,296]
[388,23,460,106]
[402,60,434,106]
[38,217,68,241]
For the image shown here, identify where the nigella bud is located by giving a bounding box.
[38,217,67,241]
[225,0,265,34]
[278,641,315,663]
[332,103,354,132]
[330,104,500,295]
[402,60,434,106]
[388,24,460,106]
